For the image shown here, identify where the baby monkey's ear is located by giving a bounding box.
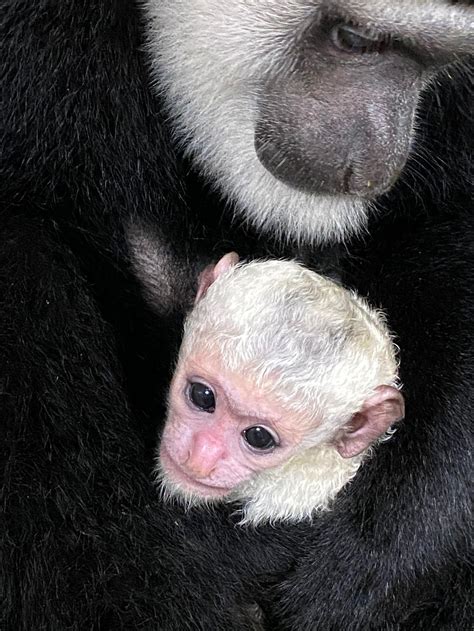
[336,385,405,458]
[195,252,239,303]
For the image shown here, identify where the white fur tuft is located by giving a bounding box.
[233,443,364,526]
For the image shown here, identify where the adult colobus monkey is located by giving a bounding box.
[2,1,473,629]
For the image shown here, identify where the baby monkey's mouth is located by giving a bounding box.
[159,445,232,498]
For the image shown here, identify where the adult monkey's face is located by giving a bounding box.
[145,1,473,244]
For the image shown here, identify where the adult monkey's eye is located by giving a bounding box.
[330,23,388,55]
[243,426,278,451]
[189,382,216,412]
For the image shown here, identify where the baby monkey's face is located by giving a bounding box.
[159,354,312,499]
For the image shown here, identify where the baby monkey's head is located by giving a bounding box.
[157,253,403,524]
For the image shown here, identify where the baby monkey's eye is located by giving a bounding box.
[189,382,215,412]
[243,426,278,452]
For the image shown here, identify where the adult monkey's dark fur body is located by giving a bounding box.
[1,1,472,630]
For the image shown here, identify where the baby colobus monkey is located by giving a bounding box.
[157,253,404,525]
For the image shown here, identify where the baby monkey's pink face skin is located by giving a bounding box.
[160,355,313,498]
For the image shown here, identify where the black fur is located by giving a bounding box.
[1,2,472,630]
